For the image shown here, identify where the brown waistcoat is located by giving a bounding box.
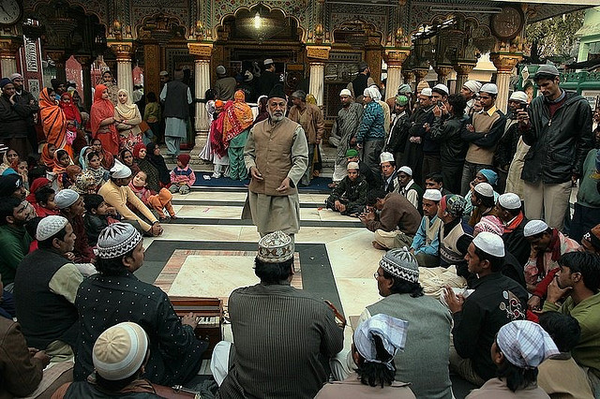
[248,118,300,196]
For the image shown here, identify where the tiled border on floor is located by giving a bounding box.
[138,240,344,315]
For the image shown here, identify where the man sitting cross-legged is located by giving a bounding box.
[73,223,208,386]
[212,231,344,399]
[360,189,421,251]
[14,215,83,362]
[325,161,368,216]
[336,248,453,398]
[410,189,443,267]
[444,232,528,386]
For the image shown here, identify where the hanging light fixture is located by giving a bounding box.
[236,3,288,43]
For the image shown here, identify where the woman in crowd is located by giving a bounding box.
[144,92,161,144]
[146,142,170,187]
[90,138,114,170]
[39,87,70,157]
[119,148,140,176]
[114,89,143,151]
[224,90,253,180]
[0,148,19,174]
[90,84,119,156]
[132,143,159,192]
[59,92,82,151]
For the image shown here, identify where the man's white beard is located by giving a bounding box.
[269,112,284,122]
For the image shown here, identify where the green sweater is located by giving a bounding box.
[0,225,32,285]
[544,292,600,377]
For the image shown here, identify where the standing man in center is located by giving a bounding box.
[159,71,193,160]
[289,90,325,186]
[244,85,309,239]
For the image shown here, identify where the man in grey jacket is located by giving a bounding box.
[518,65,593,231]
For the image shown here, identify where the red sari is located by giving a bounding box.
[90,84,119,156]
[39,88,71,157]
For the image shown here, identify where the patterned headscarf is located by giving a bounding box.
[497,320,559,369]
[354,314,409,371]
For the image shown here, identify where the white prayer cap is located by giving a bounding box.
[216,65,226,75]
[36,215,69,242]
[497,320,559,369]
[93,322,149,380]
[264,58,274,66]
[524,220,549,237]
[110,160,132,179]
[509,91,529,104]
[432,84,449,96]
[95,223,143,259]
[339,88,352,97]
[474,182,494,198]
[398,166,412,176]
[159,70,169,76]
[10,73,22,81]
[498,193,521,210]
[463,80,482,93]
[480,83,498,95]
[347,162,359,171]
[420,88,432,97]
[354,313,409,371]
[423,189,442,202]
[54,189,80,209]
[473,231,505,257]
[379,152,394,164]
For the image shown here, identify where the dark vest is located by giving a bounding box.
[352,74,369,98]
[162,80,189,119]
[14,249,79,349]
[64,382,161,399]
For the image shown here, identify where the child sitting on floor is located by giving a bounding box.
[83,194,120,246]
[33,186,60,217]
[170,154,196,195]
[129,170,177,221]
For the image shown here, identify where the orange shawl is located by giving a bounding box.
[223,90,254,144]
[39,88,67,149]
[90,84,119,155]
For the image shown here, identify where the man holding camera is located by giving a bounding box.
[518,65,593,231]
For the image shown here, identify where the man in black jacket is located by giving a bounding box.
[11,73,39,154]
[430,94,468,195]
[519,64,593,231]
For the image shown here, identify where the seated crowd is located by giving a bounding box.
[1,65,600,399]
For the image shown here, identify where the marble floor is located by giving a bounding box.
[140,187,384,344]
[139,185,477,398]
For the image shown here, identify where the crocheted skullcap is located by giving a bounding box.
[379,248,419,283]
[95,223,142,259]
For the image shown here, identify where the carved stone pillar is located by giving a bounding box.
[74,55,94,110]
[490,51,523,113]
[188,43,213,133]
[0,38,21,77]
[383,48,410,99]
[434,65,454,88]
[453,63,476,93]
[306,46,330,106]
[46,50,68,83]
[109,42,134,96]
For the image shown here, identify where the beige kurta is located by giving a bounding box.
[98,180,158,232]
[244,117,308,235]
